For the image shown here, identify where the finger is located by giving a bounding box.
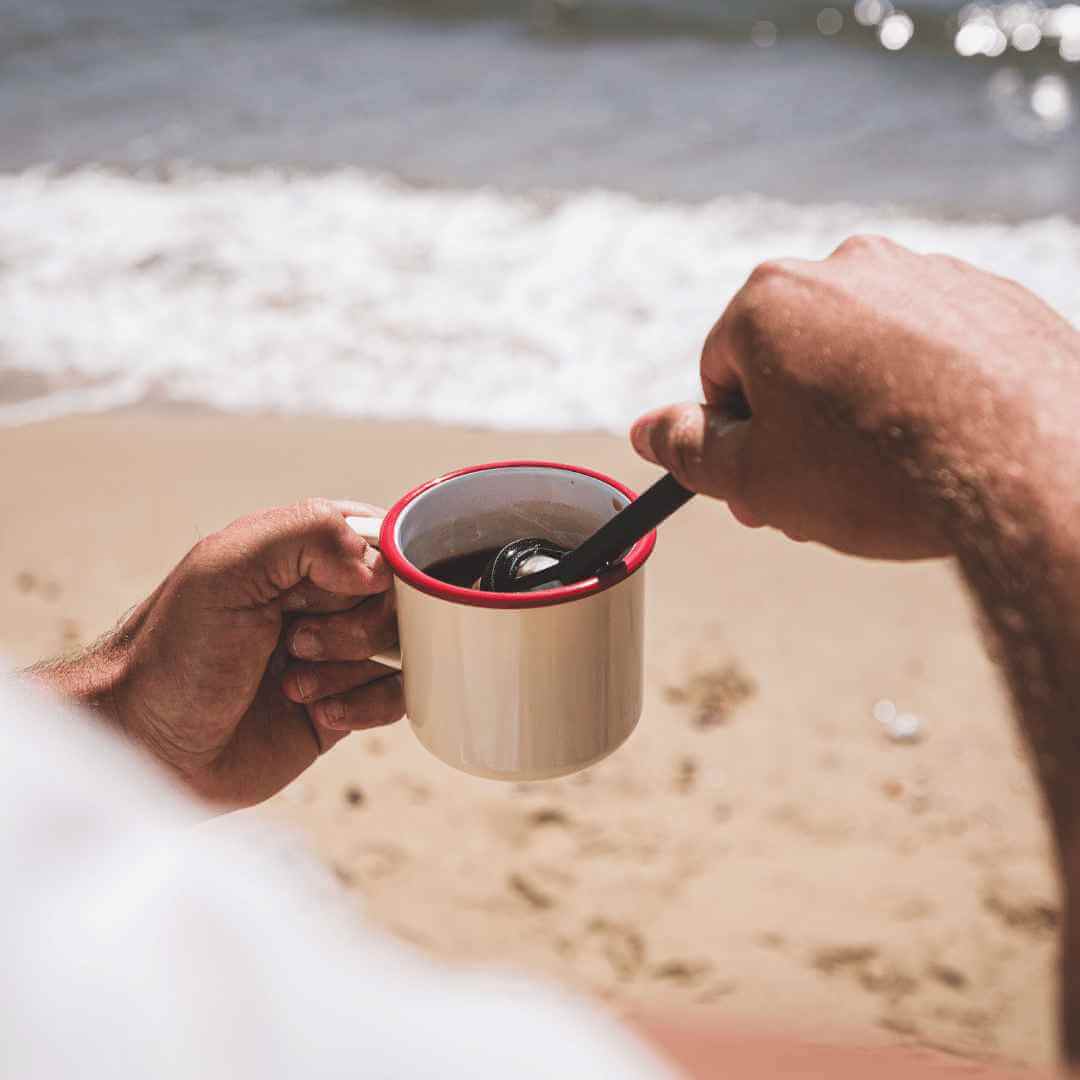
[701,310,751,406]
[312,674,406,734]
[282,501,388,613]
[289,591,398,662]
[282,659,399,704]
[280,582,371,615]
[630,402,752,502]
[702,258,810,405]
[199,498,392,604]
[827,233,901,262]
[327,500,386,519]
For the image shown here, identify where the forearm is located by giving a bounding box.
[939,403,1080,1058]
[22,582,166,733]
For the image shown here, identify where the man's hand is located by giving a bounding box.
[631,235,1080,559]
[31,499,404,809]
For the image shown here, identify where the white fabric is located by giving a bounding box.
[0,674,670,1079]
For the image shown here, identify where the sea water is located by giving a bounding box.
[1,0,1078,430]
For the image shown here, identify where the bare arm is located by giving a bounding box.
[631,235,1080,1061]
[944,430,1080,1058]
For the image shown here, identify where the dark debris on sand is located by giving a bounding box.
[665,661,757,729]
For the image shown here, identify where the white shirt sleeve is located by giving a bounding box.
[0,673,673,1080]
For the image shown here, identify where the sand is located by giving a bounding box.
[0,412,1059,1069]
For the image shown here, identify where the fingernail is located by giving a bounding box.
[320,698,347,731]
[630,416,659,464]
[291,628,322,660]
[294,668,313,702]
[362,544,381,571]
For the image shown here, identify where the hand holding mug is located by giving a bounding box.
[32,499,404,809]
[34,473,654,795]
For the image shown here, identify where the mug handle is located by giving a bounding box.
[345,515,403,672]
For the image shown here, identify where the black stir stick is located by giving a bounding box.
[484,472,694,593]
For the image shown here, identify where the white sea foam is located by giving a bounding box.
[1,168,1078,431]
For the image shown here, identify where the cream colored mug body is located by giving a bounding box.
[348,462,655,782]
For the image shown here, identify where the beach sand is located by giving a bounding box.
[0,412,1059,1068]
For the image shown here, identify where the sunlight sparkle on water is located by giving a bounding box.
[954,2,1080,57]
[1047,2,1080,35]
[998,2,1043,33]
[955,20,1009,54]
[989,67,1075,138]
[878,11,915,48]
[1032,72,1074,122]
[751,19,777,46]
[1011,21,1043,49]
[1049,2,1080,57]
[854,0,893,27]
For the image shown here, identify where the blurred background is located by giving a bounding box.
[5,0,1080,204]
[2,3,1078,1069]
[2,0,1079,429]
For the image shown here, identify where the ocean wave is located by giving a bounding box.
[1,167,1078,431]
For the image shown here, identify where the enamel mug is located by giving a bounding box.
[347,461,655,782]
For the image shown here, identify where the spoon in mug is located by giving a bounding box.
[477,471,695,592]
[479,389,752,592]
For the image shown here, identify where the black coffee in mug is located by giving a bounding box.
[423,548,503,589]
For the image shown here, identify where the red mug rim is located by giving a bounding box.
[379,460,656,609]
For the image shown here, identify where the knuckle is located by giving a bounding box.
[347,613,374,655]
[181,534,230,585]
[296,498,366,565]
[184,535,215,573]
[832,233,893,259]
[316,696,345,729]
[371,674,405,711]
[368,620,395,654]
[295,497,343,538]
[733,259,799,324]
[745,258,793,292]
[722,296,760,354]
[701,315,727,363]
[724,288,780,365]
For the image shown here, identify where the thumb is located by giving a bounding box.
[630,403,751,501]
